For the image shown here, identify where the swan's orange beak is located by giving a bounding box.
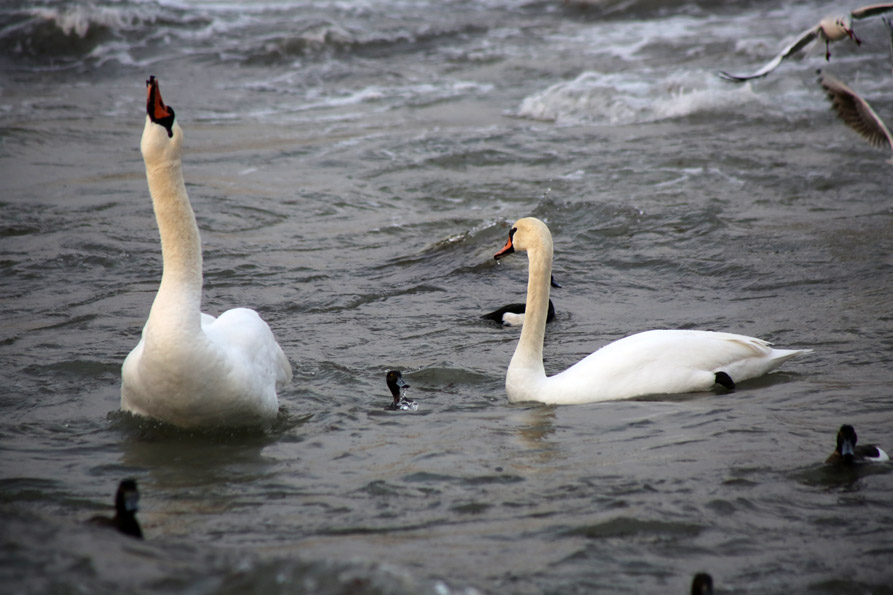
[146,75,176,137]
[494,229,516,260]
[146,76,167,121]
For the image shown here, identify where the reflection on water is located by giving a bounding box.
[793,461,893,492]
[510,405,561,468]
[3,0,893,592]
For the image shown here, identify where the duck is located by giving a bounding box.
[826,424,889,464]
[483,275,561,327]
[492,217,811,405]
[121,76,292,428]
[385,370,417,411]
[481,298,556,327]
[718,4,893,82]
[691,573,714,595]
[88,479,143,539]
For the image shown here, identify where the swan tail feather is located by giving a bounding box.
[714,371,736,390]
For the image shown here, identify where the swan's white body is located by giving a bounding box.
[496,218,810,405]
[121,79,291,428]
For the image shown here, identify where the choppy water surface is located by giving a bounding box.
[2,0,892,592]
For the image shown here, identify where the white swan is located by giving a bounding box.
[493,217,810,405]
[121,76,292,428]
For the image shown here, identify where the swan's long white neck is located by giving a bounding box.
[142,117,203,335]
[510,229,553,380]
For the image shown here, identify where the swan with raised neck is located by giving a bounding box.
[494,217,811,404]
[121,76,292,428]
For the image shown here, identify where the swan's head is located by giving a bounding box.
[141,75,182,164]
[115,478,140,514]
[494,217,552,260]
[386,370,409,399]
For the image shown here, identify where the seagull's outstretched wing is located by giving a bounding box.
[718,26,819,82]
[851,3,893,20]
[885,16,893,78]
[819,71,893,154]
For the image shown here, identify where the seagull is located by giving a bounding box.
[882,14,893,76]
[819,71,893,160]
[718,4,893,82]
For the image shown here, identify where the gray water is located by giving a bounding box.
[2,0,892,593]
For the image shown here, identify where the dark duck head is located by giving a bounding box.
[385,370,417,411]
[691,572,713,595]
[89,479,143,539]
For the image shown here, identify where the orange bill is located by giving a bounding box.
[146,75,167,121]
[494,230,515,260]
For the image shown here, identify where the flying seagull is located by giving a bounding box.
[818,71,893,161]
[816,16,893,160]
[718,4,893,82]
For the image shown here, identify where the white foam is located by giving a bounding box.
[28,5,147,38]
[240,77,493,121]
[517,70,767,126]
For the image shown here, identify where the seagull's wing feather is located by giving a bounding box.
[851,4,893,20]
[819,72,893,151]
[885,17,893,78]
[718,27,818,82]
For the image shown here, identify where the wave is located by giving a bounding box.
[516,69,770,125]
[239,19,487,66]
[0,0,489,71]
[0,0,209,69]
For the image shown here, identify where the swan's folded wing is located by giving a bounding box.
[551,330,807,402]
[205,307,293,388]
[819,72,893,150]
[718,27,818,82]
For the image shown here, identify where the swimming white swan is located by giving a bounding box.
[493,217,810,405]
[121,76,292,428]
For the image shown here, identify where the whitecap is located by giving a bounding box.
[516,70,768,126]
[27,5,142,39]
